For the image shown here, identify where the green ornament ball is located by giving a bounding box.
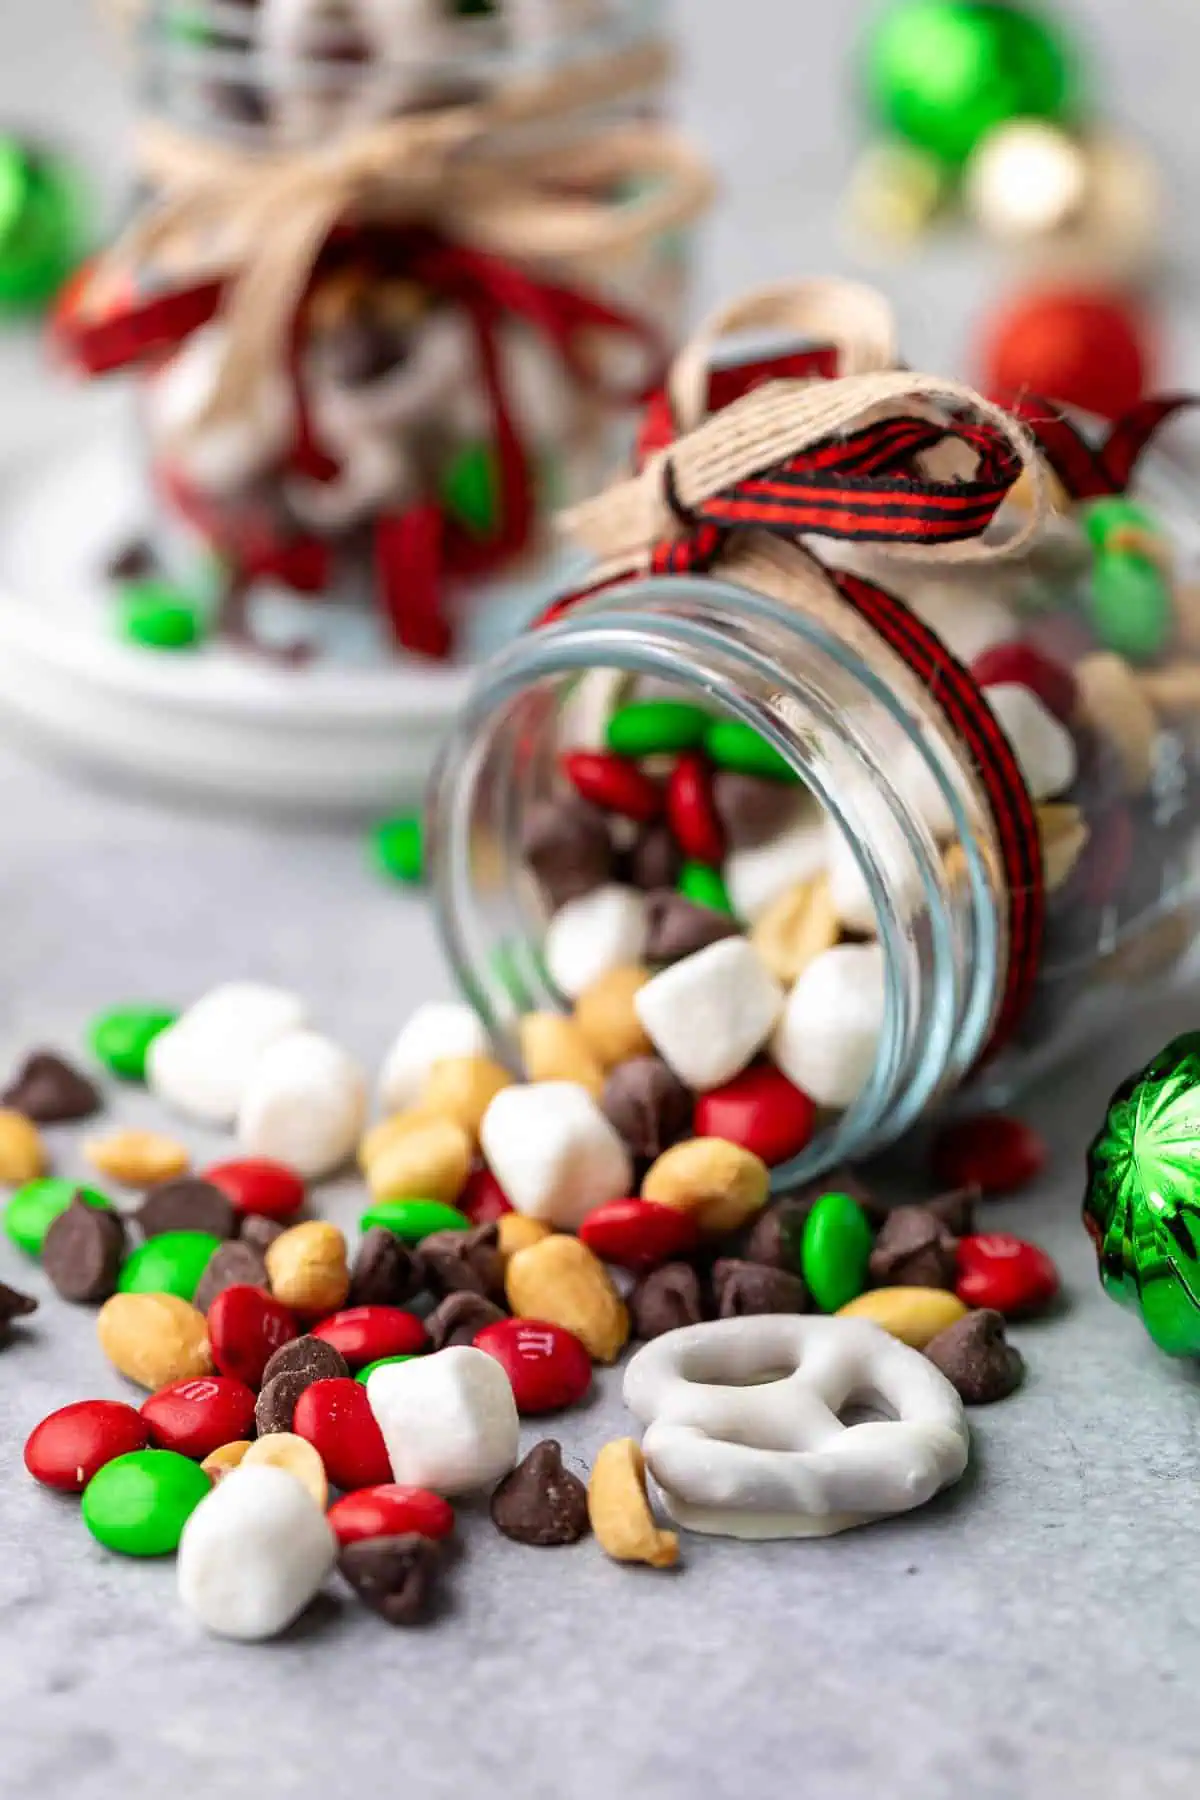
[0,139,88,314]
[1084,1032,1200,1356]
[864,1,1077,167]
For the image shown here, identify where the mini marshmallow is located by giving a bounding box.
[724,801,827,924]
[366,1346,520,1496]
[237,1030,366,1180]
[480,1081,632,1229]
[825,814,925,937]
[543,885,648,1001]
[634,937,784,1092]
[147,983,308,1125]
[177,1465,337,1642]
[985,682,1079,800]
[378,1002,491,1113]
[770,943,886,1111]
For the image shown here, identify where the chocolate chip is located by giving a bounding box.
[630,1262,704,1339]
[783,1164,884,1224]
[348,1227,426,1308]
[925,1309,1024,1405]
[924,1185,979,1237]
[490,1440,590,1547]
[338,1534,441,1626]
[868,1207,958,1290]
[0,1278,37,1340]
[420,1225,504,1302]
[624,822,682,892]
[426,1291,506,1350]
[323,314,413,389]
[254,1369,313,1436]
[137,1179,237,1242]
[3,1052,101,1124]
[712,1259,808,1318]
[42,1196,126,1304]
[193,1241,268,1314]
[519,798,613,909]
[712,771,803,850]
[602,1057,693,1161]
[742,1196,811,1271]
[643,890,740,963]
[106,538,156,582]
[239,1213,287,1253]
[260,1333,349,1389]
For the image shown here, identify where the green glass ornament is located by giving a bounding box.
[864,1,1076,168]
[1084,1032,1200,1356]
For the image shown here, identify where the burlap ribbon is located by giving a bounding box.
[89,36,713,436]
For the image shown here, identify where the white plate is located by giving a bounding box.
[0,392,571,815]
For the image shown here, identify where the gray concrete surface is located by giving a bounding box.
[3,2,1200,1797]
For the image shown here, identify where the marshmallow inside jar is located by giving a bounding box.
[425,551,1015,1190]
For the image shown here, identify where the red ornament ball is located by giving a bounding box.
[980,289,1151,422]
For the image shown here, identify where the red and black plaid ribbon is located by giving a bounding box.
[1010,393,1198,500]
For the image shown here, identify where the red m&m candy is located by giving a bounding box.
[562,751,663,823]
[956,1233,1060,1317]
[140,1376,257,1461]
[473,1318,592,1413]
[311,1306,428,1368]
[292,1377,392,1490]
[327,1484,455,1547]
[666,754,726,865]
[24,1400,150,1493]
[694,1064,816,1166]
[207,1284,298,1388]
[201,1158,305,1221]
[459,1166,512,1226]
[931,1114,1046,1195]
[579,1198,699,1272]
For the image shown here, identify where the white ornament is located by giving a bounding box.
[378,1002,492,1113]
[543,884,648,1001]
[147,983,308,1126]
[177,1465,337,1641]
[634,937,784,1092]
[623,1315,969,1538]
[366,1347,520,1496]
[479,1081,631,1229]
[985,682,1078,800]
[237,1030,366,1180]
[965,120,1089,241]
[724,800,827,924]
[770,942,886,1111]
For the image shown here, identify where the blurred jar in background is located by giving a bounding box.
[58,0,713,664]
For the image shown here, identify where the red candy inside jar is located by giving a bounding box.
[426,278,1200,1185]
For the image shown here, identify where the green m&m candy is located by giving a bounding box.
[359,1199,471,1244]
[117,1231,221,1302]
[370,814,424,886]
[88,1006,178,1082]
[606,699,712,758]
[801,1191,875,1313]
[1087,553,1173,665]
[441,441,500,538]
[5,1179,112,1258]
[82,1449,211,1556]
[356,1354,416,1384]
[703,718,799,783]
[677,861,735,916]
[117,581,205,651]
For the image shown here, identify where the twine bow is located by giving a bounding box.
[91,36,713,436]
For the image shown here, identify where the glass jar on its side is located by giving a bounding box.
[426,470,1200,1186]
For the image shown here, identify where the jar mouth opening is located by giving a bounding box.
[428,573,1004,1186]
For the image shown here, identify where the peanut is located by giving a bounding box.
[1135,661,1200,721]
[358,1108,442,1172]
[1171,580,1200,656]
[518,1013,605,1097]
[85,1129,190,1188]
[506,1233,629,1364]
[1073,652,1157,795]
[201,1440,252,1483]
[265,1220,350,1314]
[836,1286,967,1348]
[588,1438,679,1569]
[751,876,839,985]
[496,1213,554,1263]
[241,1431,328,1507]
[1037,804,1090,893]
[366,1117,472,1206]
[642,1137,770,1235]
[573,966,654,1067]
[420,1056,514,1142]
[97,1292,212,1391]
[0,1109,46,1184]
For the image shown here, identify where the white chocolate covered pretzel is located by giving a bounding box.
[623,1315,969,1539]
